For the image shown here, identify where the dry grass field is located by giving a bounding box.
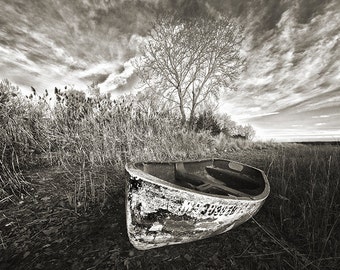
[1,80,339,269]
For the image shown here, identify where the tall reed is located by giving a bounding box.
[261,145,340,267]
[0,81,219,205]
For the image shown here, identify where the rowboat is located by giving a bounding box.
[125,158,270,250]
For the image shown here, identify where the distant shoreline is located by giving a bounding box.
[290,141,340,146]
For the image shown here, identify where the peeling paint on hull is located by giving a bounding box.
[125,159,270,250]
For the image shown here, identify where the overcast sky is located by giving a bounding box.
[0,0,339,141]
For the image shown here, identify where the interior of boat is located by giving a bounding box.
[137,159,265,197]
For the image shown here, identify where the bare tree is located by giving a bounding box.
[134,15,245,128]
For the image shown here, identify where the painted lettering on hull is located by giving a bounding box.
[178,200,238,216]
[126,175,265,250]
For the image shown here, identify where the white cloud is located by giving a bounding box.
[312,115,330,119]
[224,1,340,132]
[98,59,136,94]
[128,34,145,52]
[74,61,120,79]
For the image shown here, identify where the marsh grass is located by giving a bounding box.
[253,145,340,268]
[0,80,222,207]
[0,80,273,206]
[1,80,339,268]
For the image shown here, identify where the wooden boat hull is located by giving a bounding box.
[125,159,269,250]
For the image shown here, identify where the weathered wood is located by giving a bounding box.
[205,165,260,189]
[175,163,249,197]
[125,159,270,250]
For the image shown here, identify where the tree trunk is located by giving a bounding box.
[179,103,186,126]
[178,87,187,126]
[188,107,196,130]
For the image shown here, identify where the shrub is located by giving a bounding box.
[195,110,221,136]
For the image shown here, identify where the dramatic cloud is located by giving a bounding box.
[218,0,340,141]
[0,0,339,141]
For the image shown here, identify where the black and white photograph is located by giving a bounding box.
[0,0,339,269]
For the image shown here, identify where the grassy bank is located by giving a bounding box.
[1,145,339,269]
[1,79,339,269]
[0,79,272,206]
[228,145,340,269]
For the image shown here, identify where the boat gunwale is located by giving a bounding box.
[125,158,270,202]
